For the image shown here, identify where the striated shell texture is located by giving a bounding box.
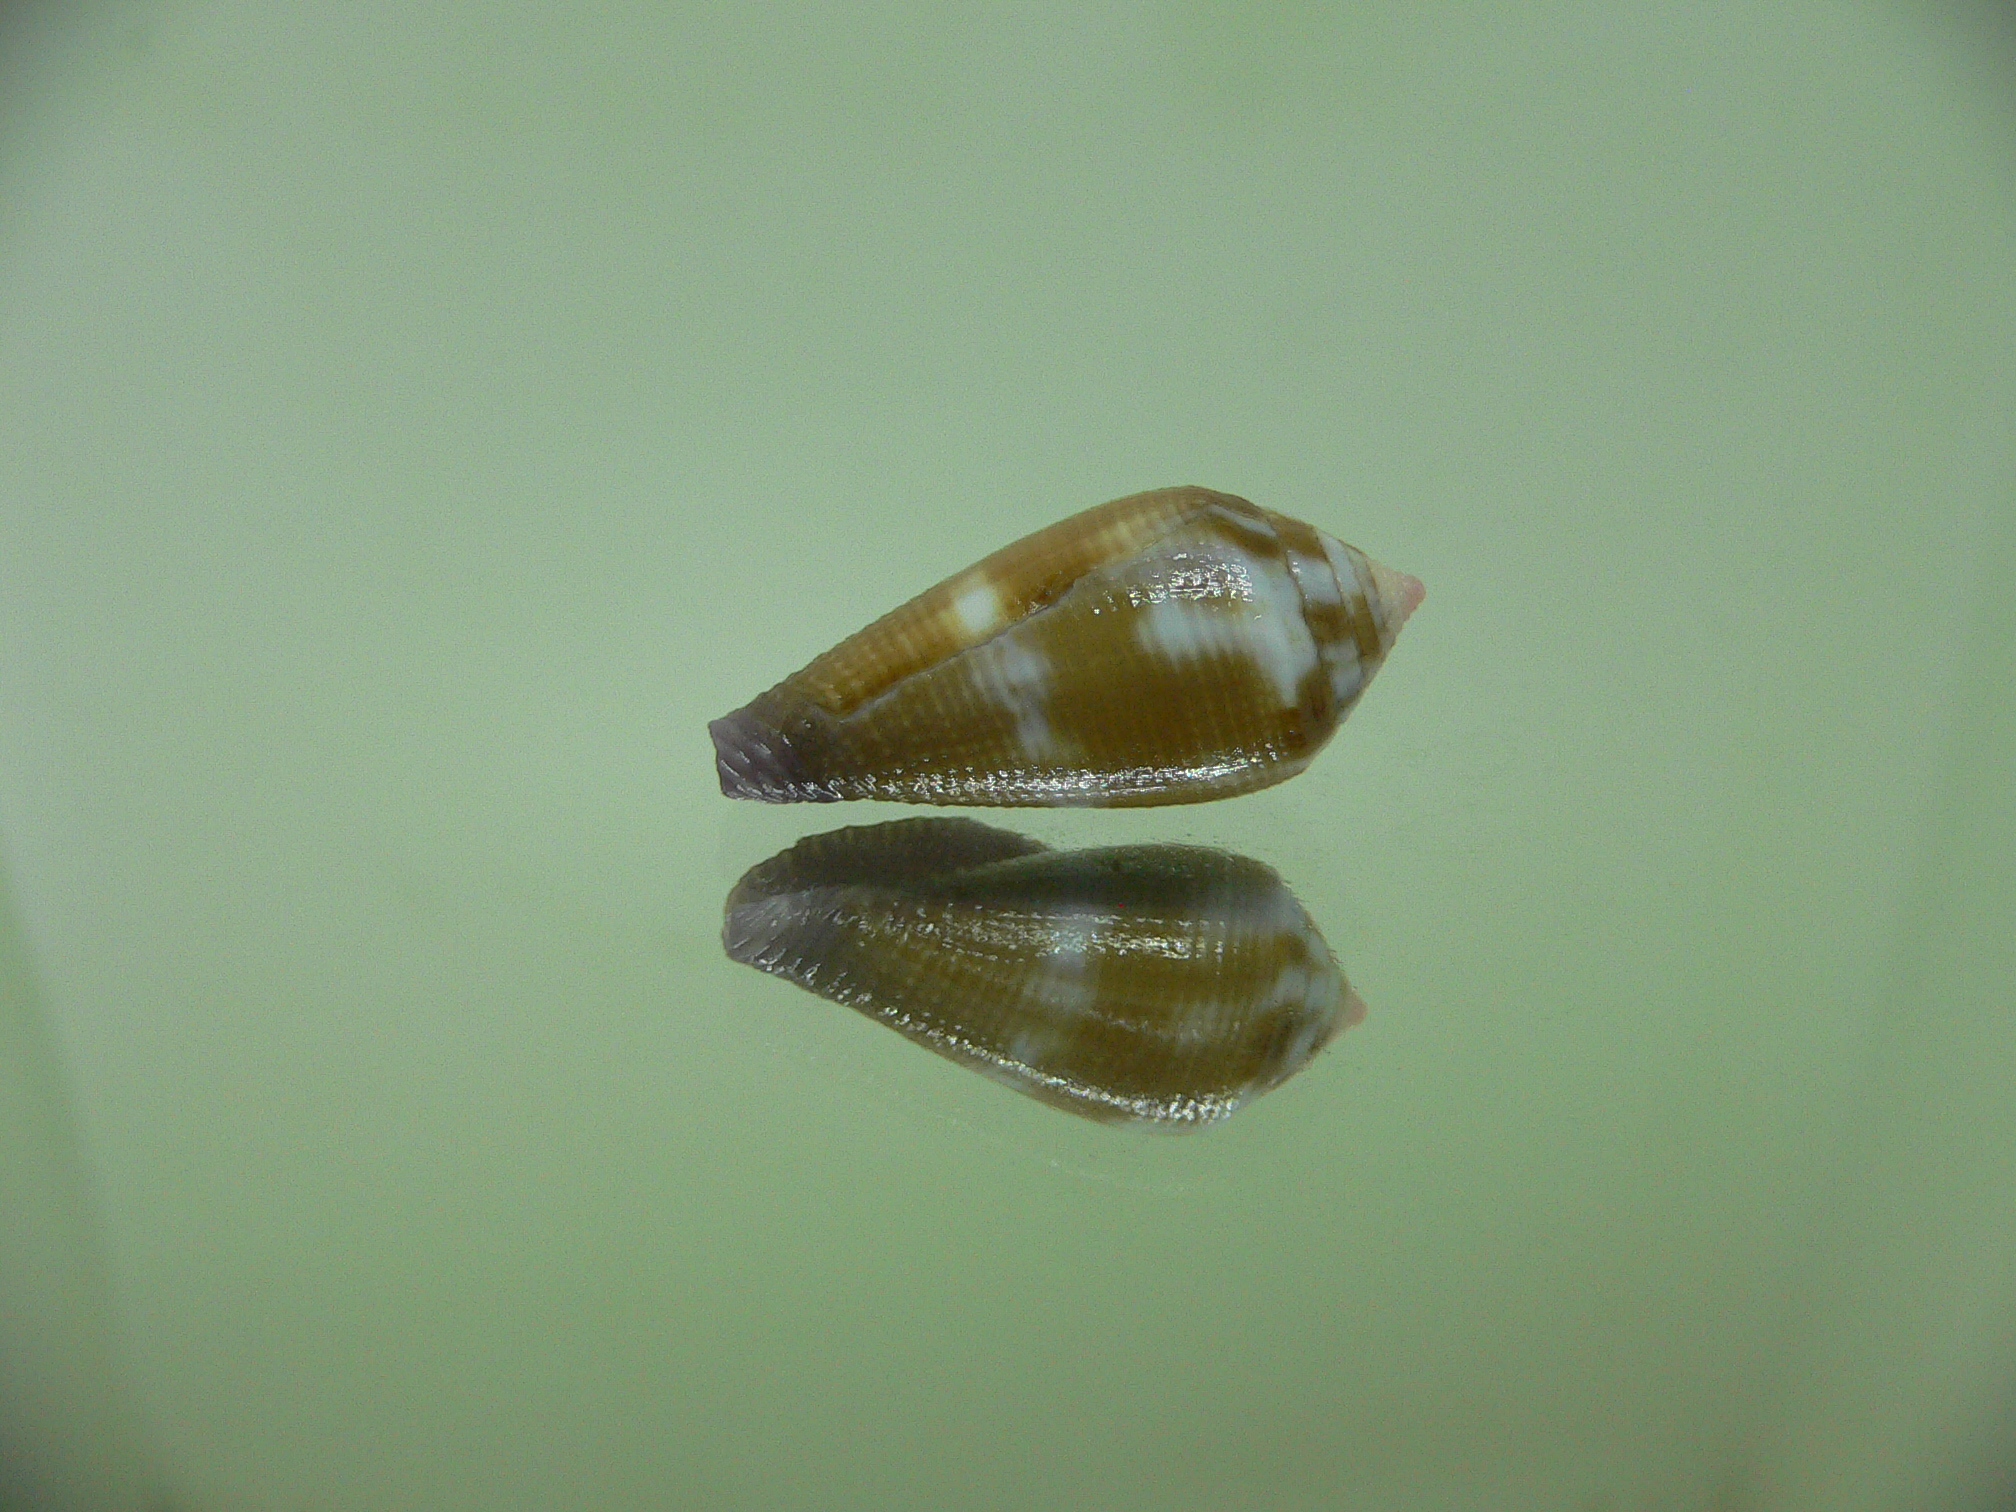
[711,486,1424,806]
[723,818,1364,1129]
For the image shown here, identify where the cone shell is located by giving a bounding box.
[723,818,1362,1129]
[711,486,1423,806]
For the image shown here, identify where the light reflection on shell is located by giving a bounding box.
[711,486,1424,806]
[723,818,1364,1129]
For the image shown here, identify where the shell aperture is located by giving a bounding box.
[723,818,1363,1129]
[710,487,1424,806]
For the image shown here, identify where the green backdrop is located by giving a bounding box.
[3,3,2014,1509]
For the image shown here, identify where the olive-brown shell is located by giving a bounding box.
[711,486,1423,806]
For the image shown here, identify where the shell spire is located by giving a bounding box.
[724,818,1363,1128]
[710,486,1423,807]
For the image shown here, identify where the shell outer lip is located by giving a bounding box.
[710,705,839,803]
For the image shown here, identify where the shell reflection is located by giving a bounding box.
[724,818,1363,1129]
[710,487,1423,807]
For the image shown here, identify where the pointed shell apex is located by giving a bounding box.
[1368,560,1426,636]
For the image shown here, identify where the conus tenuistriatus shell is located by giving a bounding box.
[711,486,1424,806]
[723,818,1364,1129]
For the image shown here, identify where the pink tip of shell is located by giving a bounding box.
[1342,986,1370,1030]
[1367,560,1426,635]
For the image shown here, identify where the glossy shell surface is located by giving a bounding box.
[711,486,1423,806]
[723,818,1361,1129]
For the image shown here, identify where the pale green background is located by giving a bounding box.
[3,3,2015,1510]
